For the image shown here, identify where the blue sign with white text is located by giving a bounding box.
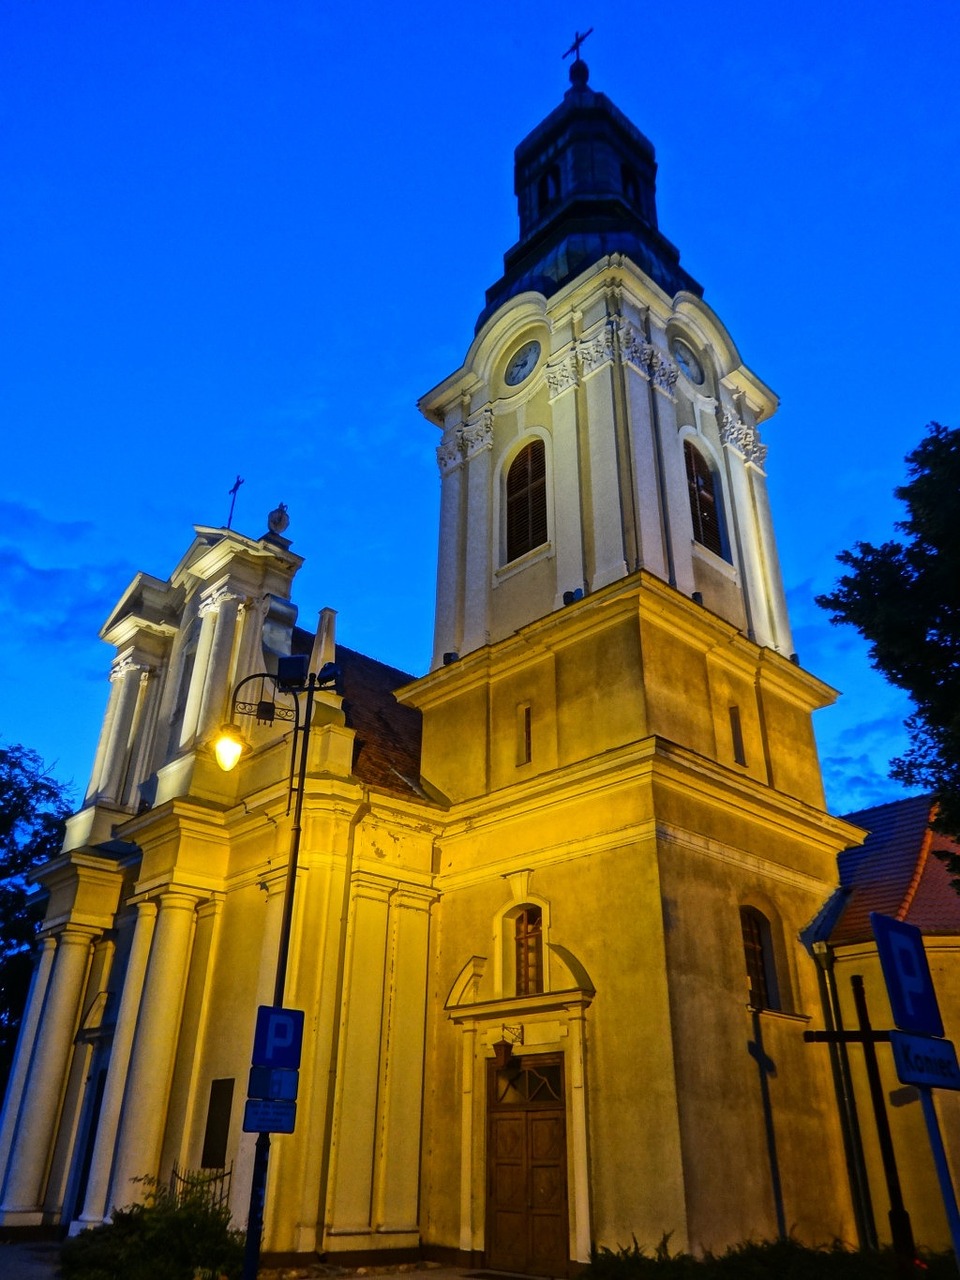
[243,1098,297,1134]
[251,1006,304,1070]
[890,1030,960,1090]
[871,912,944,1038]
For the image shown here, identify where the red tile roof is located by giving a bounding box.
[290,627,426,800]
[336,644,427,801]
[828,796,960,945]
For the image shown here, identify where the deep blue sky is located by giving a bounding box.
[1,1,957,816]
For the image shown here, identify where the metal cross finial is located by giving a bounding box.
[563,28,593,63]
[227,474,245,529]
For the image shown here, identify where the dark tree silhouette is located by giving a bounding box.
[817,422,960,836]
[0,744,71,1094]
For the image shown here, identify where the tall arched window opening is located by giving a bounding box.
[740,906,780,1011]
[506,440,548,562]
[515,906,544,996]
[537,165,561,215]
[684,440,725,559]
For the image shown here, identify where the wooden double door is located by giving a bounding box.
[486,1053,569,1276]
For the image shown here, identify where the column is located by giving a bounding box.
[618,318,669,580]
[95,657,145,803]
[580,324,628,590]
[654,376,695,597]
[719,438,763,643]
[750,462,794,655]
[179,606,217,748]
[372,888,433,1233]
[567,1003,593,1263]
[549,372,586,606]
[234,595,265,685]
[458,1024,478,1253]
[461,416,494,656]
[107,892,197,1211]
[433,433,466,668]
[326,878,391,1234]
[84,678,122,806]
[76,902,158,1227]
[197,590,241,741]
[231,872,285,1232]
[0,937,57,1181]
[0,927,97,1219]
[119,667,161,809]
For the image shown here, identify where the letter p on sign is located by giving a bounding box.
[871,913,944,1038]
[252,1006,305,1070]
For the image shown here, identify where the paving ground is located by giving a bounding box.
[0,1239,62,1279]
[0,1243,505,1280]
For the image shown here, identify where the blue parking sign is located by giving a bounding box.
[871,912,944,1038]
[252,1006,304,1070]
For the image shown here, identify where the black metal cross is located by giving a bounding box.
[563,28,593,63]
[226,474,245,529]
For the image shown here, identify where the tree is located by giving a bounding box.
[0,744,72,1094]
[816,422,960,835]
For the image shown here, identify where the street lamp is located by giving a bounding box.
[215,653,341,1280]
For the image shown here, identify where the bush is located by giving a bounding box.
[61,1178,244,1280]
[586,1235,956,1280]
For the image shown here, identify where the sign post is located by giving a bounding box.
[871,913,960,1273]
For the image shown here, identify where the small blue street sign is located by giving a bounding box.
[890,1031,960,1090]
[243,1098,297,1134]
[871,912,944,1038]
[251,1006,304,1070]
[248,1065,299,1102]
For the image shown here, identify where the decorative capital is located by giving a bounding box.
[461,408,494,460]
[617,319,656,376]
[578,324,615,376]
[650,351,679,394]
[199,584,240,617]
[720,410,768,467]
[436,408,494,473]
[546,350,580,400]
[110,655,146,683]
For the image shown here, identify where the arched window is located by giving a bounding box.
[515,905,543,996]
[621,163,640,206]
[506,439,547,562]
[537,165,561,214]
[740,907,780,1011]
[684,440,725,559]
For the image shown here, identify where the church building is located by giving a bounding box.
[2,55,956,1273]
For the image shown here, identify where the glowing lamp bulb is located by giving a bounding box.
[214,725,245,772]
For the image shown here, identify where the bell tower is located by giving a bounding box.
[419,58,793,670]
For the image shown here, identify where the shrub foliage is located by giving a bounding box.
[586,1235,955,1280]
[61,1177,244,1280]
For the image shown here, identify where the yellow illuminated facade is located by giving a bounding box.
[2,62,958,1273]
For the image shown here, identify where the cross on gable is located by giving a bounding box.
[563,28,593,63]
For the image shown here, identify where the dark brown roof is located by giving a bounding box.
[827,796,960,945]
[335,644,426,801]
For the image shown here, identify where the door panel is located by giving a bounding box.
[487,1055,568,1276]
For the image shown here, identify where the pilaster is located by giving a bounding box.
[0,926,98,1222]
[108,892,198,1210]
[461,413,494,656]
[0,937,57,1184]
[578,319,627,590]
[434,431,467,666]
[76,901,158,1226]
[96,655,148,803]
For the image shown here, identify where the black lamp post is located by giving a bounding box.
[215,654,340,1280]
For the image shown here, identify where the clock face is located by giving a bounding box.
[504,340,542,386]
[671,337,704,385]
